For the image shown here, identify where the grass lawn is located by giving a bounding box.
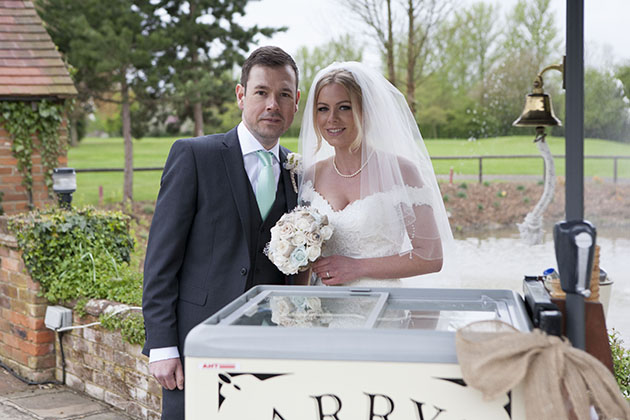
[68,135,630,206]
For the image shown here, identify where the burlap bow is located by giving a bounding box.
[455,321,630,420]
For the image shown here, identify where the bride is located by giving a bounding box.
[298,62,452,287]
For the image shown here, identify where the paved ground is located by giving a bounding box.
[0,367,134,420]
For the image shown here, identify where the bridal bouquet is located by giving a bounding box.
[265,206,333,275]
[270,295,332,327]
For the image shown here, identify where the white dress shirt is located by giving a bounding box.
[238,122,281,191]
[149,123,281,364]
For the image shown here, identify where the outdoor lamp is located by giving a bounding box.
[513,58,565,245]
[52,167,76,209]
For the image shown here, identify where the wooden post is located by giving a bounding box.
[478,157,483,184]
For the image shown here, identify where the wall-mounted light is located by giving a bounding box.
[52,167,76,209]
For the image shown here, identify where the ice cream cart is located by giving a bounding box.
[185,286,534,419]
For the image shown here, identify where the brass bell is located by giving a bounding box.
[513,92,562,127]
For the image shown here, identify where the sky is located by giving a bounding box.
[237,0,630,70]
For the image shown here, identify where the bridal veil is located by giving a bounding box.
[298,61,453,264]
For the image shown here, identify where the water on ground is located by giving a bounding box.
[404,228,630,344]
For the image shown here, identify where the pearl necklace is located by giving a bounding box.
[332,152,374,178]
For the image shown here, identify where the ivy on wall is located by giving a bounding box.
[8,207,145,344]
[9,207,137,302]
[0,100,68,206]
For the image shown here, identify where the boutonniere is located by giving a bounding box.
[283,152,302,193]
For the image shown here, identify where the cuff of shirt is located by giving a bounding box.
[149,346,180,363]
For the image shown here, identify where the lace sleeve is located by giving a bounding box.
[390,185,443,261]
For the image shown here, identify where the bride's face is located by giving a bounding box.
[315,83,359,149]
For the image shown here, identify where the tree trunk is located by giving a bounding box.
[193,101,203,137]
[406,0,416,115]
[69,114,79,147]
[386,0,396,85]
[190,2,204,137]
[122,81,133,204]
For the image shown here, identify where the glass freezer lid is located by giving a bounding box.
[217,288,514,331]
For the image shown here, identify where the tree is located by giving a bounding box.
[437,2,501,100]
[475,0,562,136]
[151,0,283,137]
[295,35,364,94]
[347,0,453,114]
[38,0,164,203]
[345,0,397,84]
[502,0,561,69]
[616,63,630,102]
[402,0,453,114]
[584,68,629,141]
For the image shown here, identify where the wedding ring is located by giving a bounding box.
[326,271,330,278]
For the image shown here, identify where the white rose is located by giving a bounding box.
[270,253,287,267]
[306,245,321,262]
[291,231,307,246]
[283,153,302,173]
[305,231,322,246]
[282,263,298,275]
[320,225,333,240]
[275,240,293,257]
[296,218,313,232]
[275,223,295,239]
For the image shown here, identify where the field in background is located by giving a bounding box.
[68,135,630,206]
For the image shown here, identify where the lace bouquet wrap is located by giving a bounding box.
[265,206,333,275]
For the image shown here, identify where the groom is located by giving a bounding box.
[142,46,300,420]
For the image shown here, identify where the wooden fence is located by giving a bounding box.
[75,155,630,184]
[432,154,630,184]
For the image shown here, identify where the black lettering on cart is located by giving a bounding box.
[272,408,286,419]
[411,400,446,420]
[311,394,342,419]
[365,393,395,419]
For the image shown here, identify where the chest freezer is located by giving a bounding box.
[185,285,533,419]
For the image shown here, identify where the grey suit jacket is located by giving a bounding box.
[141,126,297,356]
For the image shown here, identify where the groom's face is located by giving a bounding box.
[236,64,300,149]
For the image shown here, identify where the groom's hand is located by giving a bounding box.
[150,358,184,391]
[312,255,360,285]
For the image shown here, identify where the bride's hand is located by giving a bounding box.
[311,255,361,285]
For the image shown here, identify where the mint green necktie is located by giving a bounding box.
[255,150,275,220]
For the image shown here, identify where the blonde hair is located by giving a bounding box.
[312,69,363,153]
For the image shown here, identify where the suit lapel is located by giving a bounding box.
[221,128,252,246]
[279,147,298,211]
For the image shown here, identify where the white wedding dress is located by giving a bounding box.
[300,181,436,288]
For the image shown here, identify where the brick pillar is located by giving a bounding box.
[0,121,69,215]
[0,216,56,381]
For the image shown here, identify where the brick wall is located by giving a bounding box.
[0,122,69,215]
[60,300,161,420]
[0,220,161,419]
[0,216,56,382]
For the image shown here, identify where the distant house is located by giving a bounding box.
[0,0,77,214]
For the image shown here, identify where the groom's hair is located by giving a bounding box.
[241,46,299,92]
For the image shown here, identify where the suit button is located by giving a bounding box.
[240,267,248,276]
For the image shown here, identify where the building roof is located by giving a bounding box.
[0,0,77,99]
